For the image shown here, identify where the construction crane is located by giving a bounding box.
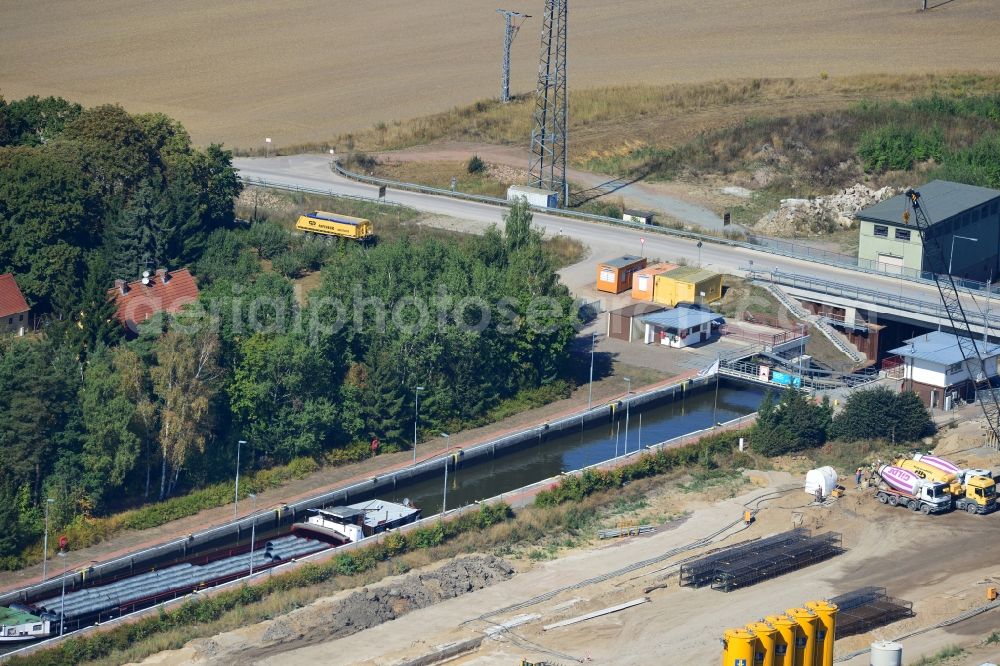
[904,189,1000,447]
[496,9,530,103]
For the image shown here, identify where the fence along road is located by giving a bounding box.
[233,155,973,314]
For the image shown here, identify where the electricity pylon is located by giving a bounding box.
[497,9,529,103]
[527,0,568,206]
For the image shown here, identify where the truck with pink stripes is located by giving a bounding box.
[874,464,952,515]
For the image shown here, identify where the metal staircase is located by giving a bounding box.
[758,282,865,365]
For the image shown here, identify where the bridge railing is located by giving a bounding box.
[320,161,1000,297]
[749,268,1000,330]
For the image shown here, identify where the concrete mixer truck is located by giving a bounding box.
[873,464,951,515]
[896,454,996,515]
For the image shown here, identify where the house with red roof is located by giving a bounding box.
[109,268,199,335]
[0,274,30,336]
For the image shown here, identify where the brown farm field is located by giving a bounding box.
[2,0,999,149]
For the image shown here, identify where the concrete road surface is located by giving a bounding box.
[233,155,953,310]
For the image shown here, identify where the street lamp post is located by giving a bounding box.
[42,498,54,581]
[413,386,425,464]
[248,493,257,576]
[798,322,807,383]
[235,440,247,519]
[949,235,978,276]
[623,377,632,455]
[588,332,597,410]
[58,551,68,636]
[440,433,450,513]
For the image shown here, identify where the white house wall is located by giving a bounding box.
[906,355,1000,387]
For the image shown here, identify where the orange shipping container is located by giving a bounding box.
[631,262,678,301]
[596,255,647,294]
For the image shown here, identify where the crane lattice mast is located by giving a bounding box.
[905,189,1000,447]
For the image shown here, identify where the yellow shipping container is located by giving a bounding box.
[296,211,374,241]
[652,266,723,307]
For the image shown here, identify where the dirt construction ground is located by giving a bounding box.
[134,466,1000,666]
[3,0,999,148]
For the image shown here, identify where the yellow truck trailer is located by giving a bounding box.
[295,211,374,242]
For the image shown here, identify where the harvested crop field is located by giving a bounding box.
[2,0,999,148]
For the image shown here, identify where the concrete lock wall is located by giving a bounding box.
[0,373,723,609]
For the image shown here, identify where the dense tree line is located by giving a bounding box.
[0,95,240,318]
[0,96,580,564]
[749,386,934,457]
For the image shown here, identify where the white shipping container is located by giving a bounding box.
[507,185,558,208]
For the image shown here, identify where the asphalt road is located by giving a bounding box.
[233,155,951,308]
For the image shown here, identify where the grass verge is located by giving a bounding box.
[370,159,509,198]
[910,645,966,666]
[310,74,1000,159]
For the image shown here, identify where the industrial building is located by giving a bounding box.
[606,303,665,342]
[887,330,1000,408]
[596,255,647,294]
[857,180,1000,281]
[652,266,723,307]
[640,307,723,348]
[630,262,678,301]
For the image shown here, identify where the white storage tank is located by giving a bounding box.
[869,640,902,666]
[805,466,839,497]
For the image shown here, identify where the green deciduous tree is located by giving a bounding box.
[830,386,934,443]
[80,347,141,510]
[0,339,83,528]
[750,389,832,456]
[0,146,98,310]
[60,104,157,200]
[1,96,82,147]
[150,330,221,499]
[228,333,336,463]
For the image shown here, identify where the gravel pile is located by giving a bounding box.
[756,183,898,237]
[485,163,529,186]
[260,555,514,646]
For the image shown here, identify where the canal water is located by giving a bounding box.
[385,379,766,513]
